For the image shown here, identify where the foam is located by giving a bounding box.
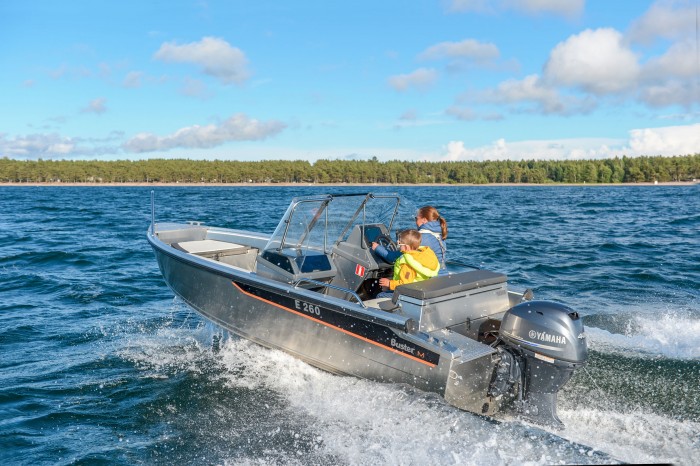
[559,406,700,466]
[586,312,700,359]
[116,318,217,377]
[216,338,611,465]
[118,312,698,465]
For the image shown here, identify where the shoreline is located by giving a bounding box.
[0,181,697,187]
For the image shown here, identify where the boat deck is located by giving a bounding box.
[171,238,259,272]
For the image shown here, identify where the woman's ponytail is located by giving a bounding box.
[439,216,448,240]
[418,205,448,240]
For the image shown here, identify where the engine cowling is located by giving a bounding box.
[497,301,588,428]
[500,300,587,364]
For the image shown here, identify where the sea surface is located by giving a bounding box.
[1,185,699,465]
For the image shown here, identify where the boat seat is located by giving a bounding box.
[363,298,399,313]
[172,239,251,260]
[397,270,507,301]
[255,248,337,285]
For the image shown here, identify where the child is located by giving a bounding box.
[372,205,448,274]
[376,229,440,298]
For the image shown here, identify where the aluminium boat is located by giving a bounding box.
[147,192,587,428]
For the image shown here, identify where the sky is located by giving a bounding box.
[1,0,699,162]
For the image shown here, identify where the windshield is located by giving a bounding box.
[263,193,401,254]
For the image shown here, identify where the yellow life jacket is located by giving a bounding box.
[390,246,440,289]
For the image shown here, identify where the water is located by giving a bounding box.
[1,185,699,465]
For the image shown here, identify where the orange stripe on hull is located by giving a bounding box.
[231,281,436,368]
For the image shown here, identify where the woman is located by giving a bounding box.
[414,205,447,268]
[372,205,448,273]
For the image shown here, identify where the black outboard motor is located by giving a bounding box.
[496,301,588,428]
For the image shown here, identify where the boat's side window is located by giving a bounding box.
[295,253,332,273]
[260,251,295,274]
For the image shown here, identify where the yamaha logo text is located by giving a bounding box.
[528,329,567,345]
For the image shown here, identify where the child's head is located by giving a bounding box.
[398,229,422,251]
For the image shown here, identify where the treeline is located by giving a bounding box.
[1,154,698,184]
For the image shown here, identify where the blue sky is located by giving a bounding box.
[1,0,699,162]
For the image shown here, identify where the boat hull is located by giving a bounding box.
[149,232,493,400]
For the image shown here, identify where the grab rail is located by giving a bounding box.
[292,278,367,308]
[150,190,155,235]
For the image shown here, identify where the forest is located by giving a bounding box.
[1,154,698,184]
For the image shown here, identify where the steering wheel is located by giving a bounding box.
[374,234,397,251]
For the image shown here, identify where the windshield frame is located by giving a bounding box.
[265,192,402,254]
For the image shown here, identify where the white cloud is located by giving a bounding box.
[123,114,287,153]
[0,133,76,157]
[82,98,107,114]
[480,74,557,106]
[627,0,697,44]
[445,0,584,17]
[419,39,499,62]
[154,36,250,85]
[444,0,486,12]
[123,71,143,88]
[477,74,596,115]
[628,123,700,155]
[454,19,694,113]
[444,105,505,122]
[441,137,622,161]
[507,0,585,18]
[387,68,438,92]
[48,64,68,80]
[544,28,640,95]
[180,77,213,99]
[441,123,700,161]
[445,106,477,121]
[641,39,699,81]
[637,38,699,108]
[391,110,448,130]
[639,80,698,108]
[0,131,129,159]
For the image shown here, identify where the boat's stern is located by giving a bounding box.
[393,271,512,416]
[392,270,587,427]
[441,332,503,416]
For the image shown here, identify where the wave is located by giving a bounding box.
[668,214,700,226]
[214,338,618,465]
[586,311,700,360]
[0,250,96,268]
[559,407,699,466]
[222,334,697,466]
[109,307,700,465]
[117,322,614,464]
